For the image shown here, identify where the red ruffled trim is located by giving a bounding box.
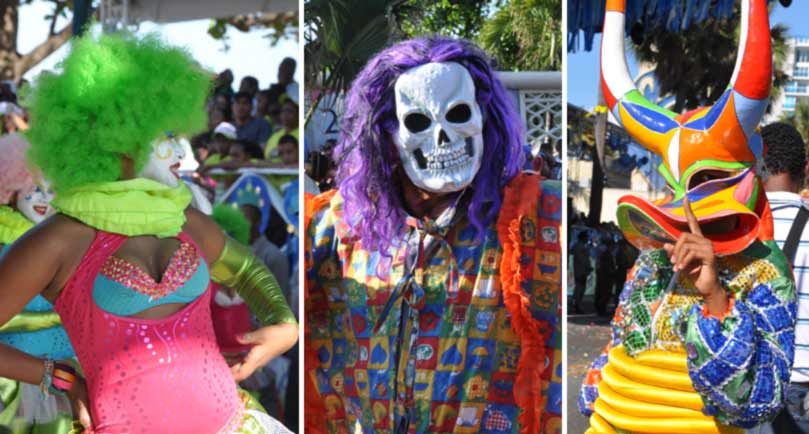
[496,173,553,434]
[303,190,337,434]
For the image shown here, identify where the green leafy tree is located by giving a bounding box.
[207,11,298,48]
[304,0,406,122]
[397,0,500,40]
[781,97,809,145]
[630,10,789,113]
[478,0,561,71]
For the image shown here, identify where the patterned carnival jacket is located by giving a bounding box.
[304,174,562,434]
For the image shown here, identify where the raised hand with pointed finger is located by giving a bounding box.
[662,197,729,315]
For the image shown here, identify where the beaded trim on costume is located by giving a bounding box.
[99,242,201,300]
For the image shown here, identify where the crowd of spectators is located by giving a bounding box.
[191,58,300,178]
[568,211,638,316]
[186,61,301,431]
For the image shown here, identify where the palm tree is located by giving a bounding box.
[478,0,561,71]
[630,11,789,113]
[781,98,809,144]
[304,0,406,122]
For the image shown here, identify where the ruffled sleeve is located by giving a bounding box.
[303,190,339,434]
[685,246,796,427]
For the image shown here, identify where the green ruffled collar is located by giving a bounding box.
[53,178,191,238]
[0,206,34,245]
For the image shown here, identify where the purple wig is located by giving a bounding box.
[334,37,525,253]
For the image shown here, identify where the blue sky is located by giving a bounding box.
[17,1,300,89]
[567,2,809,109]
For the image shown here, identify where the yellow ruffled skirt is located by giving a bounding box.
[585,345,743,434]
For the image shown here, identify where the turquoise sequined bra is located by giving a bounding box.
[92,241,209,316]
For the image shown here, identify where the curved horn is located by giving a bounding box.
[704,0,771,142]
[729,0,772,100]
[600,0,678,158]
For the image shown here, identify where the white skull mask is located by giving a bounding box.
[394,62,484,193]
[16,179,55,224]
[139,137,186,188]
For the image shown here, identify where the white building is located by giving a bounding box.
[768,37,809,120]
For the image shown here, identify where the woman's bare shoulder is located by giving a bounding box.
[24,214,96,247]
[183,207,225,262]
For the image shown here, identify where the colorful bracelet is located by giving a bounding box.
[50,362,76,394]
[39,359,76,395]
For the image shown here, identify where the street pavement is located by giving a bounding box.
[566,301,613,434]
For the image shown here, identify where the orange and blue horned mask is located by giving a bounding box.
[601,0,772,255]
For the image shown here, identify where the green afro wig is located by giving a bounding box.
[212,203,251,245]
[24,32,211,193]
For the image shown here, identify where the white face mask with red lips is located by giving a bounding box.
[16,179,55,224]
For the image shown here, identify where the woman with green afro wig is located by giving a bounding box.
[0,32,297,434]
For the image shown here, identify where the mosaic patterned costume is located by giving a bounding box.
[579,242,795,431]
[580,0,796,431]
[305,174,562,434]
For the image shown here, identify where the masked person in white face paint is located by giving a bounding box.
[0,132,75,434]
[304,37,563,434]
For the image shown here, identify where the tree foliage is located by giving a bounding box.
[630,8,789,113]
[396,0,500,40]
[304,0,402,94]
[208,11,298,48]
[478,0,561,71]
[781,97,809,147]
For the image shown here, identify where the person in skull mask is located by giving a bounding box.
[304,37,562,434]
[578,0,795,432]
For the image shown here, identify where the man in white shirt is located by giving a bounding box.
[761,121,809,432]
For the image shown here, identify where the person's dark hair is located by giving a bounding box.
[190,132,210,151]
[761,122,807,182]
[281,96,298,109]
[234,91,252,103]
[0,83,16,103]
[234,139,263,160]
[241,76,258,88]
[278,134,298,147]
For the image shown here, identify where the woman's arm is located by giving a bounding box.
[184,208,298,380]
[0,216,73,330]
[0,215,91,380]
[0,342,46,384]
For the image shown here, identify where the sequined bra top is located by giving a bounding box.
[54,231,242,434]
[92,240,209,316]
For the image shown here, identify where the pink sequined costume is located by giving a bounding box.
[54,230,276,434]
